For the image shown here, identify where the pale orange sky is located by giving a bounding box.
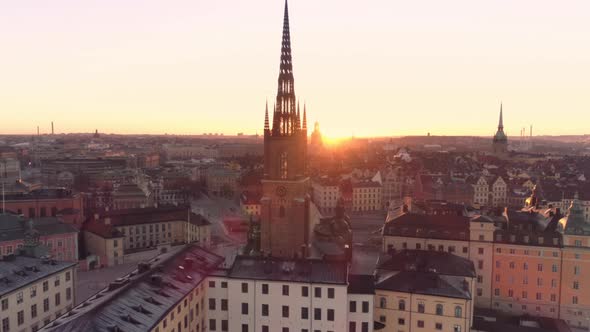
[1,0,589,138]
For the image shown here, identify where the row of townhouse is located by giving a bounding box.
[382,195,590,330]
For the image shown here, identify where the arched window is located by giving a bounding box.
[417,303,425,313]
[379,297,387,309]
[436,304,443,315]
[455,306,462,318]
[398,299,406,311]
[279,152,288,179]
[279,206,285,218]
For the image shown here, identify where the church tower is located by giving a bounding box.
[261,0,311,258]
[492,103,508,156]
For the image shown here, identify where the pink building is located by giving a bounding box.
[0,215,79,261]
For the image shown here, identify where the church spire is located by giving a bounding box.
[264,100,270,131]
[272,0,297,136]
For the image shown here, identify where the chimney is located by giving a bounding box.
[51,122,54,135]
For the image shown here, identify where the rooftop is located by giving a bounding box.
[377,249,476,278]
[383,213,470,241]
[226,256,348,285]
[376,271,472,300]
[0,215,78,242]
[40,245,223,332]
[0,255,77,297]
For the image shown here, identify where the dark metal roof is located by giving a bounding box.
[40,245,223,332]
[347,274,375,294]
[0,215,78,242]
[376,271,472,300]
[227,256,348,285]
[0,255,77,297]
[383,213,470,241]
[377,250,476,278]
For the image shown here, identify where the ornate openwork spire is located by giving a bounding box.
[272,0,298,136]
[264,100,270,131]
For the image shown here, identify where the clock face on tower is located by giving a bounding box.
[276,186,288,197]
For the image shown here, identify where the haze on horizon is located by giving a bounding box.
[1,0,589,138]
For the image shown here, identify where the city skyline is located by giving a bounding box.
[2,0,590,138]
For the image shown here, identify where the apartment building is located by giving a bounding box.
[38,245,224,332]
[352,181,382,212]
[0,215,79,262]
[206,255,373,332]
[374,250,475,332]
[83,206,211,267]
[0,255,77,332]
[381,196,590,330]
[312,178,341,215]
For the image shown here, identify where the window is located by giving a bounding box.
[398,299,406,310]
[379,297,387,308]
[328,287,335,299]
[221,281,227,288]
[209,298,216,310]
[573,296,578,304]
[282,328,289,332]
[455,306,462,317]
[435,323,443,330]
[418,320,425,328]
[301,307,309,319]
[55,293,61,306]
[209,319,217,331]
[65,271,71,282]
[282,285,289,296]
[279,152,288,179]
[538,264,543,272]
[221,299,228,311]
[302,286,309,297]
[454,325,462,332]
[241,303,248,315]
[478,248,484,254]
[523,262,528,270]
[574,266,581,275]
[17,291,23,304]
[282,305,289,318]
[314,308,321,320]
[242,324,248,332]
[43,298,49,312]
[262,283,269,294]
[362,301,369,313]
[327,309,334,321]
[262,304,269,316]
[418,302,425,313]
[349,322,357,332]
[66,287,72,301]
[398,318,405,325]
[362,322,369,332]
[43,281,49,292]
[573,281,580,289]
[522,291,528,299]
[436,304,443,315]
[222,320,228,332]
[241,283,248,293]
[494,288,500,296]
[379,315,386,323]
[17,310,24,325]
[314,287,321,298]
[209,281,215,288]
[478,260,484,269]
[552,264,558,272]
[349,300,357,312]
[2,318,8,332]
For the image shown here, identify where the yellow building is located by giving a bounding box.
[84,206,211,267]
[0,255,77,332]
[374,250,475,332]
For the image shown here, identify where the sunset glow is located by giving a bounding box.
[1,0,590,136]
